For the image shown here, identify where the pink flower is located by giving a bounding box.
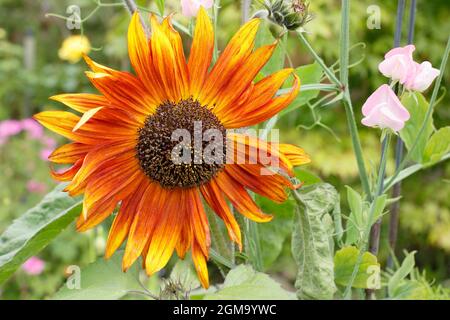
[404,61,440,92]
[40,148,53,161]
[21,118,43,139]
[42,136,57,149]
[0,120,22,142]
[22,256,45,275]
[378,45,415,84]
[361,84,410,132]
[181,0,213,17]
[27,180,47,194]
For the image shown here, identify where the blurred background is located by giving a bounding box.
[0,0,449,299]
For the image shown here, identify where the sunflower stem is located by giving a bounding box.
[206,207,233,276]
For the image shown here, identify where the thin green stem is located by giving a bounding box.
[384,35,450,191]
[339,0,371,199]
[296,31,341,86]
[343,134,391,299]
[213,0,221,63]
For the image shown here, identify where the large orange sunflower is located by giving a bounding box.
[34,8,310,288]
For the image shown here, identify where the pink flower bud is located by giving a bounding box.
[22,256,45,275]
[361,84,410,132]
[378,45,415,84]
[404,61,440,92]
[181,0,213,17]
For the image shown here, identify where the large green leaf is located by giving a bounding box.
[291,183,339,300]
[334,246,380,289]
[0,184,81,284]
[257,196,295,270]
[256,168,322,270]
[280,62,324,116]
[203,265,295,300]
[422,126,450,166]
[52,252,141,300]
[400,92,435,163]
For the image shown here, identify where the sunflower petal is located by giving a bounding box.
[199,19,261,106]
[188,7,214,97]
[215,171,273,223]
[192,239,209,288]
[49,143,91,164]
[49,93,109,113]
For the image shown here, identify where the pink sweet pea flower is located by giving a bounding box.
[21,118,44,139]
[404,61,440,92]
[181,0,213,17]
[22,256,45,275]
[40,148,53,161]
[26,180,47,194]
[0,120,22,140]
[378,45,415,84]
[361,84,410,132]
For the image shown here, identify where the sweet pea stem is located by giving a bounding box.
[344,134,391,299]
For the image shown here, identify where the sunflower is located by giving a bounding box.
[34,8,310,288]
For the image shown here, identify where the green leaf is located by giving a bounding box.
[388,251,416,298]
[422,127,450,166]
[256,196,295,270]
[0,184,81,285]
[291,183,339,300]
[52,252,141,300]
[344,186,386,246]
[334,246,380,289]
[203,265,295,300]
[280,62,324,116]
[155,0,165,15]
[400,92,435,163]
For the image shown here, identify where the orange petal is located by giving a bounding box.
[278,143,311,166]
[192,239,209,288]
[200,182,242,249]
[214,170,273,223]
[105,177,150,259]
[50,93,109,113]
[199,19,261,106]
[224,74,300,128]
[188,188,210,257]
[161,16,190,99]
[213,43,277,116]
[127,12,166,105]
[188,7,214,97]
[149,15,182,102]
[49,143,92,164]
[220,68,294,124]
[227,132,294,176]
[122,183,162,271]
[50,159,83,182]
[144,188,184,275]
[225,164,291,203]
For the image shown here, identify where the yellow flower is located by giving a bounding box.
[35,8,310,288]
[58,35,91,63]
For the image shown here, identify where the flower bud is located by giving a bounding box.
[265,0,313,30]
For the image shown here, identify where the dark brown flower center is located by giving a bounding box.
[136,98,226,189]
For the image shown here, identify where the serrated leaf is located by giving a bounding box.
[334,246,380,289]
[422,126,450,166]
[52,252,141,300]
[0,184,81,284]
[203,265,295,300]
[400,92,435,163]
[291,183,339,300]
